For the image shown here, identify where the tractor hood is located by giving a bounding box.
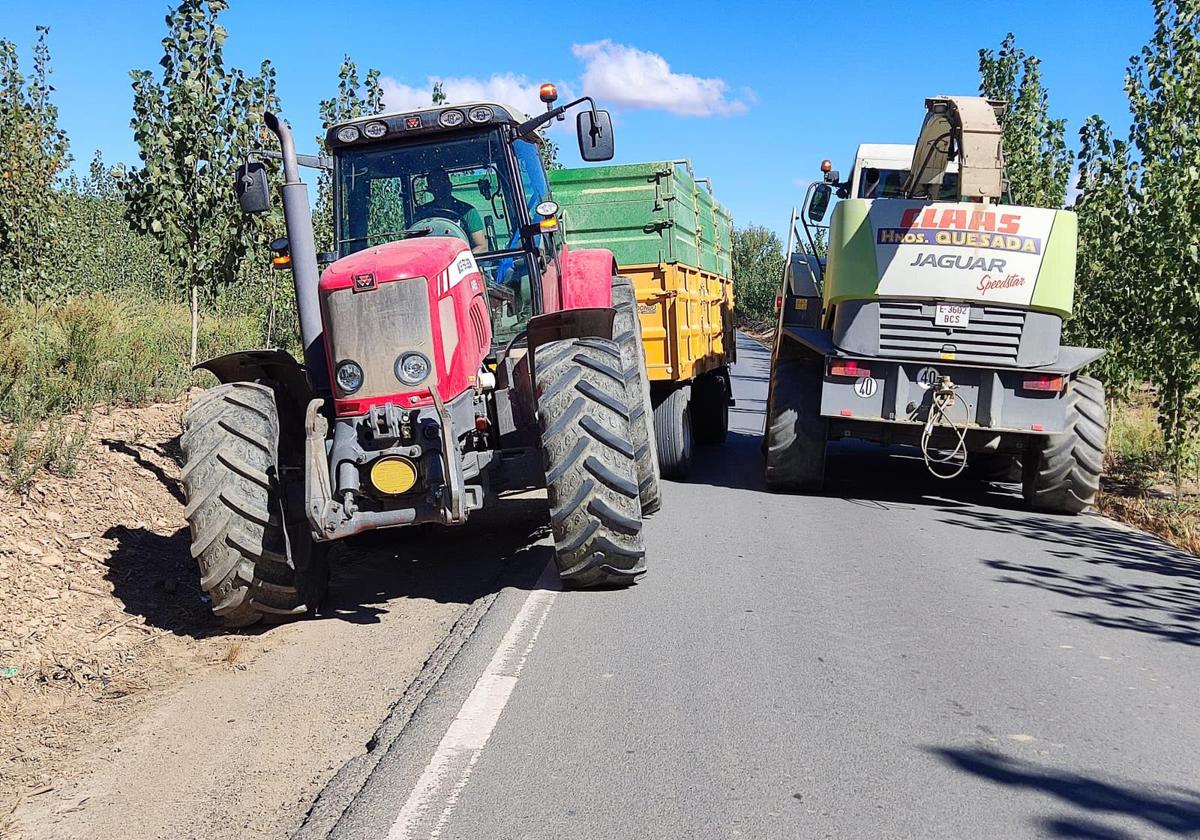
[318,237,491,417]
[825,198,1078,318]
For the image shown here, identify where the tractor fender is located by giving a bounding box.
[195,349,314,417]
[559,247,617,310]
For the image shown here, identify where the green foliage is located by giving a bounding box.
[1068,116,1142,396]
[979,33,1073,208]
[732,224,785,322]
[431,81,446,105]
[0,27,71,301]
[121,0,278,361]
[1124,0,1200,484]
[1070,0,1200,488]
[540,134,562,171]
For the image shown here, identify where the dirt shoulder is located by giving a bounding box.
[1,396,549,839]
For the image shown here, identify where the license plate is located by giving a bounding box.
[935,303,970,328]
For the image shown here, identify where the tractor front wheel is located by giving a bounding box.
[181,381,328,627]
[764,355,827,492]
[536,337,647,587]
[1022,375,1107,514]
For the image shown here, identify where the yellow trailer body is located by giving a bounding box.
[622,262,736,383]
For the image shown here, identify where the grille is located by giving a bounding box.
[878,301,1025,365]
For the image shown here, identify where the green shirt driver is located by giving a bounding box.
[416,168,488,254]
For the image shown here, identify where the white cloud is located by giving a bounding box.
[571,40,748,117]
[380,73,571,122]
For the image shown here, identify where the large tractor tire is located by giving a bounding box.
[180,381,328,628]
[535,337,647,587]
[653,385,693,480]
[692,369,730,446]
[764,355,827,492]
[1022,374,1107,514]
[611,275,661,515]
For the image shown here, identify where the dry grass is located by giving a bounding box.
[1100,389,1200,555]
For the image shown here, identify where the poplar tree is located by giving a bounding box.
[122,0,277,363]
[979,33,1073,208]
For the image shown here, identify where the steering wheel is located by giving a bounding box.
[409,213,470,245]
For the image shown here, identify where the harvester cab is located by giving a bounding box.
[182,86,659,628]
[769,95,1107,514]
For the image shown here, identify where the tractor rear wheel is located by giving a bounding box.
[1022,375,1107,514]
[535,337,646,587]
[181,381,328,627]
[764,355,827,492]
[611,275,661,515]
[692,370,730,446]
[653,385,693,480]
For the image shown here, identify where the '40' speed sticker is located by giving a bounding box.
[854,376,878,398]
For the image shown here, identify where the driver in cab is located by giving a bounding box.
[415,168,488,254]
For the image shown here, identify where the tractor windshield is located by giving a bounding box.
[335,130,520,259]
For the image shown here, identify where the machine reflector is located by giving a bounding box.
[370,457,418,495]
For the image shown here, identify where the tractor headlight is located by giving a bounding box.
[335,125,360,143]
[362,120,388,139]
[395,352,431,385]
[335,360,364,394]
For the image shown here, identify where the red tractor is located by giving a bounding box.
[183,88,660,627]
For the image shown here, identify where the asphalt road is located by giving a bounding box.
[307,333,1200,840]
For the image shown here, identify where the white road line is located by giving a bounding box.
[387,564,560,840]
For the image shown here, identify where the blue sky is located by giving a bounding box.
[5,0,1154,234]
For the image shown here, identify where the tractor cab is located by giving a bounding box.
[325,92,610,344]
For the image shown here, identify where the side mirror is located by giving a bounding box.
[577,109,614,162]
[808,183,832,222]
[236,160,271,214]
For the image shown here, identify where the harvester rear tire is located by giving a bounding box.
[180,381,328,628]
[692,370,730,446]
[535,337,646,588]
[764,355,827,492]
[1022,374,1107,514]
[611,275,661,515]
[653,385,693,480]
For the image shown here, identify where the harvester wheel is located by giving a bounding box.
[764,355,827,492]
[535,337,646,587]
[180,381,328,627]
[692,370,730,446]
[653,385,693,480]
[611,275,661,515]
[1022,374,1107,514]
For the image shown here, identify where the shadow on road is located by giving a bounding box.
[937,506,1200,646]
[102,495,554,637]
[929,746,1200,837]
[102,435,186,504]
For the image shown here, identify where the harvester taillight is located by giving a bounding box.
[1022,374,1065,392]
[830,360,870,378]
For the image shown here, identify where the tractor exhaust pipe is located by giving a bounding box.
[264,112,329,395]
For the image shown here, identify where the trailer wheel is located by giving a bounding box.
[535,337,646,587]
[692,370,729,446]
[611,275,661,515]
[653,385,693,480]
[1022,375,1107,514]
[764,355,827,492]
[181,382,328,628]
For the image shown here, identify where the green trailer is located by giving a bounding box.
[550,161,736,478]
